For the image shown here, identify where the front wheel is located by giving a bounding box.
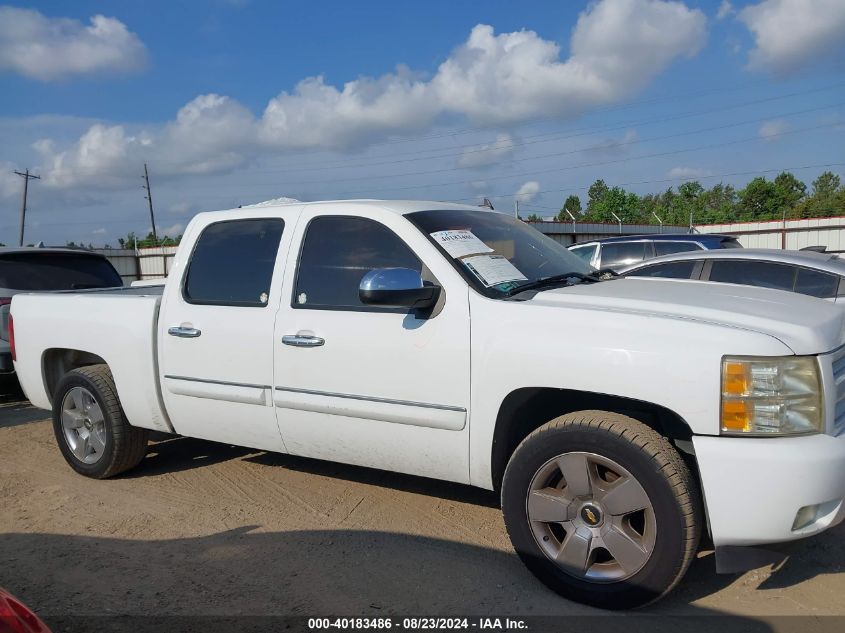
[52,365,149,479]
[501,410,701,609]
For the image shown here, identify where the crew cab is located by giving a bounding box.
[10,200,845,609]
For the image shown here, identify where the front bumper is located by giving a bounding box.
[693,432,845,547]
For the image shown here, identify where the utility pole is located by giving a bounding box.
[13,169,40,247]
[142,163,158,244]
[515,199,519,219]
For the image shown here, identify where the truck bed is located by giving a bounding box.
[11,289,173,432]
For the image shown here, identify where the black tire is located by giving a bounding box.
[501,410,701,610]
[52,364,149,479]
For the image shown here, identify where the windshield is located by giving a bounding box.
[0,253,123,291]
[406,209,593,298]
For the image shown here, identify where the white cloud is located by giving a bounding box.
[457,133,516,168]
[739,0,845,73]
[668,166,712,179]
[26,0,707,190]
[585,128,639,157]
[515,181,541,203]
[0,6,147,81]
[716,1,734,20]
[759,119,790,141]
[92,227,106,235]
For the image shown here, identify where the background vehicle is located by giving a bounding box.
[568,233,741,271]
[0,587,51,633]
[1,248,123,394]
[10,200,845,609]
[619,248,845,302]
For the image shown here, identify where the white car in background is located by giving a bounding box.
[619,248,845,303]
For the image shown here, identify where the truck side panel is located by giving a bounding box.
[12,292,173,433]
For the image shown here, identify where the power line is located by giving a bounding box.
[211,81,845,174]
[145,76,845,170]
[4,162,842,233]
[12,168,40,247]
[311,121,844,197]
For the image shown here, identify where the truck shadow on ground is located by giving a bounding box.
[0,400,47,428]
[0,528,780,632]
[122,435,845,609]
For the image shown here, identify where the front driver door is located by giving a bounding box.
[272,208,471,483]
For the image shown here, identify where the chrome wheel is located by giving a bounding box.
[61,387,107,465]
[526,451,656,583]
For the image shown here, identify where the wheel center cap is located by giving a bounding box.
[84,420,92,430]
[580,503,603,527]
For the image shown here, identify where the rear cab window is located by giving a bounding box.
[183,218,285,306]
[708,260,795,292]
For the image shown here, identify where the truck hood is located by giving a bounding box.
[528,277,845,355]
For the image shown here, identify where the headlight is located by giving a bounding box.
[721,356,823,436]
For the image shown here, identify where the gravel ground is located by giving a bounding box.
[1,398,843,630]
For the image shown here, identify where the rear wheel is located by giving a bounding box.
[501,410,701,609]
[52,365,148,478]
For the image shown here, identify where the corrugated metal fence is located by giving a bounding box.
[94,246,178,284]
[696,216,845,251]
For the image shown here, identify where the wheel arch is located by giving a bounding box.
[490,387,695,492]
[42,348,108,405]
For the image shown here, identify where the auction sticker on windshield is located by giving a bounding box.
[463,255,528,287]
[431,230,494,258]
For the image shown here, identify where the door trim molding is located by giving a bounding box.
[273,386,466,431]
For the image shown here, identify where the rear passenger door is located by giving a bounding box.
[159,210,301,451]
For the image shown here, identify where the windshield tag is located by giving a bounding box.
[430,230,493,258]
[462,255,528,287]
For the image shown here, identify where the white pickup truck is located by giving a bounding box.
[10,200,845,609]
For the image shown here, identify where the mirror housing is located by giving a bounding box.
[359,268,441,310]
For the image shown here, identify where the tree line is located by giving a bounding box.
[528,170,845,226]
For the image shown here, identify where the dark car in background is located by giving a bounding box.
[567,233,742,271]
[1,248,123,393]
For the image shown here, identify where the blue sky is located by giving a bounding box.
[0,0,843,246]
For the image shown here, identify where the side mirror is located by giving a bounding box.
[359,268,441,310]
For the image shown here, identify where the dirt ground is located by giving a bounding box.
[1,397,844,627]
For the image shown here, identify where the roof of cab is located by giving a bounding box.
[235,199,499,215]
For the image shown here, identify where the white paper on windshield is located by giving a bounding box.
[430,230,493,258]
[462,255,528,287]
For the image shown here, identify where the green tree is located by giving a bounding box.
[738,177,779,220]
[558,194,582,221]
[773,171,806,217]
[812,171,841,198]
[525,213,543,222]
[586,179,609,214]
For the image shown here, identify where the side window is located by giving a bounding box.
[709,260,795,292]
[600,242,646,269]
[626,261,697,279]
[654,241,701,256]
[794,268,839,298]
[570,244,597,265]
[184,218,284,306]
[294,216,422,310]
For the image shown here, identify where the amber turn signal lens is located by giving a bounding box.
[723,361,750,396]
[721,400,750,432]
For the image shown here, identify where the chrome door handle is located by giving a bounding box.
[282,334,325,347]
[168,326,202,338]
